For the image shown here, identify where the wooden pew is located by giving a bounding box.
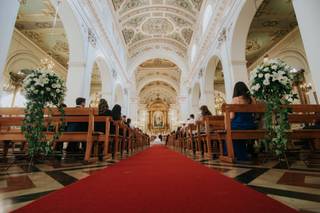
[0,107,149,162]
[185,123,197,154]
[220,104,320,163]
[287,105,320,140]
[219,104,267,162]
[0,107,95,161]
[199,115,225,158]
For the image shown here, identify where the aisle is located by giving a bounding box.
[14,146,297,213]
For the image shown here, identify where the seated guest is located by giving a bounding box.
[188,114,195,124]
[197,105,212,133]
[229,81,257,161]
[198,105,212,120]
[66,97,88,153]
[126,118,132,128]
[95,99,112,133]
[110,104,122,135]
[122,115,127,125]
[125,118,132,141]
[110,104,122,156]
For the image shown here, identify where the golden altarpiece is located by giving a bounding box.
[147,99,170,135]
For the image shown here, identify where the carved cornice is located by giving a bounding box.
[88,28,97,48]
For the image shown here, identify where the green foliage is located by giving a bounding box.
[250,59,297,157]
[21,70,66,159]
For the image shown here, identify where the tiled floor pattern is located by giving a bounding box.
[0,148,319,213]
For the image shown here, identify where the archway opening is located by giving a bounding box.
[246,0,316,103]
[135,59,181,135]
[89,62,102,107]
[204,56,226,114]
[213,61,226,114]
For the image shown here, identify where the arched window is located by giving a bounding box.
[191,44,197,62]
[202,5,213,34]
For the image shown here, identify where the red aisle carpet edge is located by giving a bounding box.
[13,145,298,213]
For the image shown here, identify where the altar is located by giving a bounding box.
[147,100,169,135]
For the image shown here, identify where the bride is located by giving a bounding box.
[152,135,163,145]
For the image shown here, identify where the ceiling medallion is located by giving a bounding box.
[141,18,174,35]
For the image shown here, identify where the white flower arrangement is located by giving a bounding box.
[249,59,296,104]
[23,70,66,105]
[22,69,66,159]
[249,58,298,158]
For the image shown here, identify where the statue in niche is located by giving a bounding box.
[153,111,164,128]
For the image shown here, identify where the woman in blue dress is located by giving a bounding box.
[230,81,257,161]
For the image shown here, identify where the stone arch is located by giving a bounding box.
[50,0,86,65]
[137,75,179,94]
[204,55,221,92]
[276,49,314,102]
[229,0,263,63]
[203,55,227,113]
[1,50,39,107]
[5,51,39,78]
[49,0,87,105]
[276,49,309,72]
[128,49,187,77]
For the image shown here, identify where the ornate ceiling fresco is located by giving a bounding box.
[15,0,69,68]
[136,59,180,105]
[246,0,298,66]
[111,0,203,58]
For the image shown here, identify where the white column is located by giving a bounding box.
[231,60,249,86]
[220,43,234,103]
[65,62,86,106]
[128,97,138,124]
[178,96,188,122]
[0,0,20,90]
[292,0,320,100]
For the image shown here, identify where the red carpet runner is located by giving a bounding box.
[14,146,297,213]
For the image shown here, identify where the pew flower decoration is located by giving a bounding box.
[250,59,298,158]
[22,70,66,159]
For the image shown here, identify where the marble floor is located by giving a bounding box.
[0,148,319,213]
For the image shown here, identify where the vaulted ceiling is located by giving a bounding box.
[16,0,69,68]
[246,0,297,66]
[111,0,203,58]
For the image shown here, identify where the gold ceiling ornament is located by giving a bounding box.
[39,58,55,70]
